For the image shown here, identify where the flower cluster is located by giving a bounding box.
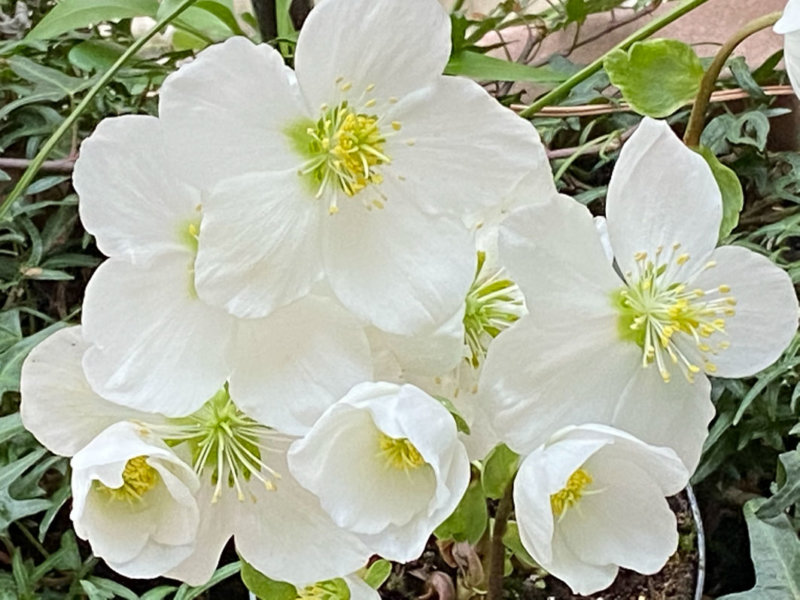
[21,0,798,595]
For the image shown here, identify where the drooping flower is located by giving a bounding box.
[481,118,799,470]
[73,115,374,418]
[21,326,372,585]
[513,424,688,595]
[287,382,471,562]
[776,0,800,98]
[157,0,546,334]
[70,421,201,579]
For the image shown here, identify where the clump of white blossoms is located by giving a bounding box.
[513,425,689,595]
[288,382,471,562]
[21,327,374,586]
[157,0,546,335]
[480,118,799,470]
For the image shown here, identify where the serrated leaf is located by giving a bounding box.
[694,146,743,240]
[240,559,297,600]
[481,443,519,500]
[718,498,800,599]
[27,0,159,40]
[604,39,704,118]
[435,477,487,544]
[445,50,565,83]
[363,559,392,590]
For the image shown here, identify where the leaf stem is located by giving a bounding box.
[519,0,712,118]
[0,0,201,221]
[487,477,515,600]
[683,11,782,147]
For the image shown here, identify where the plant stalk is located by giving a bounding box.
[683,11,782,147]
[0,0,200,221]
[487,479,515,600]
[519,0,712,118]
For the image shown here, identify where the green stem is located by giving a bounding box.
[0,0,200,221]
[683,11,782,147]
[519,0,712,118]
[487,478,515,600]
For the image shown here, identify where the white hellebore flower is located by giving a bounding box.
[73,116,373,418]
[71,421,201,579]
[776,0,800,98]
[157,0,546,334]
[482,118,799,471]
[514,425,688,595]
[21,327,373,586]
[288,382,471,562]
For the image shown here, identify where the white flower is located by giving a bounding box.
[481,118,799,471]
[776,0,800,98]
[287,382,471,562]
[70,421,200,579]
[514,424,688,595]
[157,0,546,334]
[21,326,373,586]
[73,116,374,418]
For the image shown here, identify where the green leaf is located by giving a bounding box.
[174,561,241,600]
[7,56,91,97]
[694,146,743,240]
[718,498,800,599]
[502,521,537,568]
[757,451,800,519]
[435,477,488,544]
[604,39,704,118]
[68,40,126,72]
[433,395,470,434]
[240,559,298,600]
[445,50,565,84]
[27,0,160,40]
[363,559,392,590]
[481,443,519,500]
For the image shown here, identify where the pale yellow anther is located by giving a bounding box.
[699,344,711,352]
[724,308,736,317]
[365,83,376,92]
[705,362,718,373]
[373,199,384,209]
[188,223,199,238]
[340,82,352,92]
[389,97,398,103]
[656,245,664,255]
[672,242,681,250]
[406,139,415,146]
[718,284,731,293]
[378,433,425,471]
[634,251,648,261]
[660,369,671,382]
[335,76,344,84]
[391,121,402,131]
[328,205,339,215]
[693,289,705,297]
[705,260,717,269]
[551,469,592,517]
[365,98,377,108]
[677,253,690,265]
[718,341,731,350]
[687,364,700,374]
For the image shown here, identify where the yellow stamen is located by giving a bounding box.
[551,469,592,517]
[98,456,158,502]
[378,432,425,471]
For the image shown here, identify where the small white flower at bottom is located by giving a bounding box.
[70,421,200,579]
[513,424,689,596]
[287,382,471,563]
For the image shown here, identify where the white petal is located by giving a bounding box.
[693,245,799,378]
[289,403,438,535]
[776,0,800,34]
[383,77,546,219]
[782,31,800,99]
[195,171,325,319]
[561,457,678,575]
[606,118,722,277]
[159,37,306,189]
[81,255,235,416]
[548,528,619,596]
[107,540,196,580]
[323,198,475,334]
[294,0,450,112]
[229,295,373,435]
[235,448,372,586]
[74,116,202,263]
[611,365,714,473]
[20,327,160,456]
[369,307,465,378]
[498,195,621,310]
[346,575,381,600]
[480,316,641,456]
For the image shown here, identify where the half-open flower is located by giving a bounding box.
[70,421,200,579]
[158,0,546,333]
[481,118,799,470]
[514,424,688,595]
[288,382,471,562]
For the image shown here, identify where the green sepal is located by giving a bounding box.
[481,443,519,500]
[693,146,744,241]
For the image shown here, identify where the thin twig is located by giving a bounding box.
[0,158,75,172]
[487,480,515,600]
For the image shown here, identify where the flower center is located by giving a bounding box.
[377,432,425,471]
[463,251,524,367]
[614,245,736,383]
[157,388,282,502]
[550,468,592,518]
[98,456,159,502]
[296,100,396,210]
